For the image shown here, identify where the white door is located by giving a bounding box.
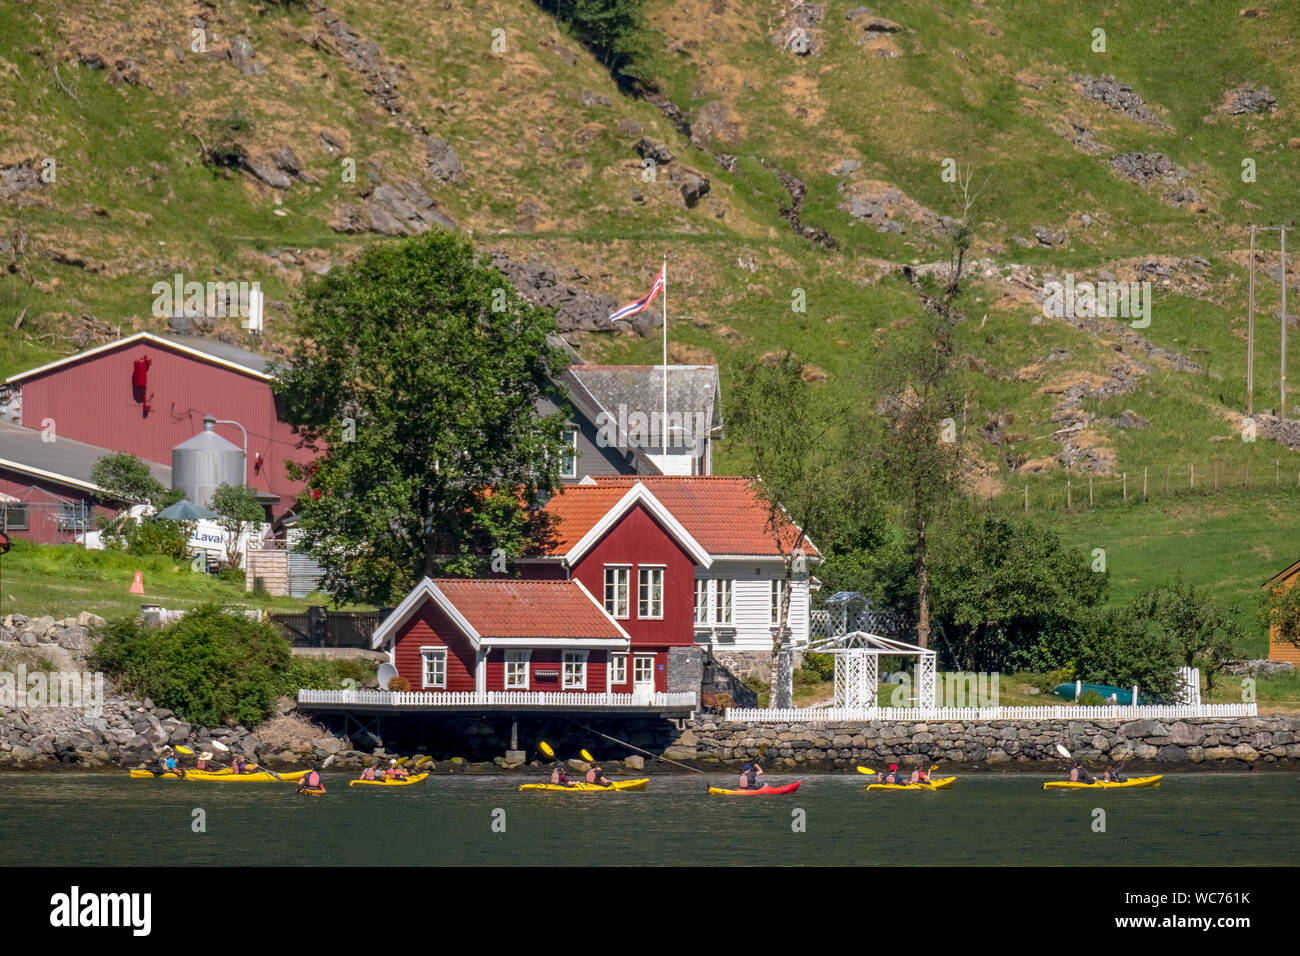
[633,654,655,702]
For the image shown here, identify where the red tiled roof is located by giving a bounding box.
[432,578,625,640]
[543,476,817,558]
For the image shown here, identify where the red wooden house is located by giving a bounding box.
[372,578,632,694]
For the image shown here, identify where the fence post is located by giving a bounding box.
[1024,485,1028,513]
[1143,466,1148,500]
[1122,472,1127,502]
[1190,463,1194,490]
[1067,478,1071,510]
[1165,465,1170,494]
[1277,460,1280,487]
[1214,460,1218,490]
[1089,476,1094,507]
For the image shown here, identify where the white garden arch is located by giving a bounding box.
[806,630,937,710]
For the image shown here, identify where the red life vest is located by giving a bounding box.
[306,771,321,788]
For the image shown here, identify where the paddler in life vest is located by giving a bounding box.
[359,760,379,782]
[909,764,929,784]
[385,759,409,780]
[585,763,612,787]
[231,755,249,775]
[1103,763,1126,783]
[739,762,764,790]
[196,751,215,772]
[297,765,325,794]
[160,747,185,778]
[877,764,903,785]
[550,763,576,787]
[1069,760,1096,784]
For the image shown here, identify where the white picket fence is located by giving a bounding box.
[298,688,697,709]
[723,702,1256,723]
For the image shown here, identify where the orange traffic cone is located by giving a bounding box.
[129,571,144,595]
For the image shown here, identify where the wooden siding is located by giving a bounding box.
[570,502,696,647]
[487,648,610,693]
[536,394,636,483]
[0,469,111,544]
[1266,568,1300,663]
[695,561,810,651]
[392,602,478,691]
[17,341,308,519]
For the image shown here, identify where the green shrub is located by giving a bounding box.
[94,605,292,727]
[217,566,245,584]
[1078,689,1107,706]
[801,651,835,681]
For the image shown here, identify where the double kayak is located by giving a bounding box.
[867,776,956,792]
[187,769,312,783]
[349,772,429,787]
[1043,774,1162,790]
[519,778,649,792]
[709,782,802,796]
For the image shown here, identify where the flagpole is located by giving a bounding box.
[662,254,668,459]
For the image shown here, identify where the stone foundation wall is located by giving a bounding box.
[663,716,1300,769]
[707,649,804,684]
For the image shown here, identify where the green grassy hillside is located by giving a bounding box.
[2,0,1299,633]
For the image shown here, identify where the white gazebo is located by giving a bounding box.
[807,630,937,711]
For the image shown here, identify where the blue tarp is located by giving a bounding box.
[1052,683,1158,705]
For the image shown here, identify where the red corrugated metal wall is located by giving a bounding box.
[0,470,111,545]
[18,341,309,519]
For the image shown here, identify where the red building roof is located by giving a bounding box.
[543,476,817,558]
[373,577,630,650]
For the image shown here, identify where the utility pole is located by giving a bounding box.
[1250,223,1294,418]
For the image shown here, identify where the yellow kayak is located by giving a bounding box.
[1043,774,1162,790]
[349,772,429,787]
[867,775,956,791]
[187,769,312,782]
[519,778,649,792]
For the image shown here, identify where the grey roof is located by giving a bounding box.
[0,421,171,495]
[561,365,722,433]
[157,334,270,375]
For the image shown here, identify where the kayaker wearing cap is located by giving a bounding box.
[385,759,409,780]
[196,751,216,772]
[550,763,575,787]
[297,765,326,794]
[878,764,903,785]
[739,762,764,790]
[585,763,612,787]
[1069,760,1096,784]
[360,760,379,782]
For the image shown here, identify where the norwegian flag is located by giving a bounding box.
[608,265,665,322]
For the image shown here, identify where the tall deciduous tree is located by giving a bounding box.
[1130,574,1243,692]
[272,231,567,607]
[727,350,877,707]
[90,452,170,508]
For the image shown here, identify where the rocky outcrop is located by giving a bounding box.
[1072,74,1166,126]
[331,178,456,235]
[487,251,657,338]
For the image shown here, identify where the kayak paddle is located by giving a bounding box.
[1055,743,1071,759]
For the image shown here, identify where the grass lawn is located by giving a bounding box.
[0,540,343,621]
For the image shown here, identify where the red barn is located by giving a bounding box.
[372,578,630,694]
[0,333,307,521]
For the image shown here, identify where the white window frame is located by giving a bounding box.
[611,653,628,685]
[694,578,709,625]
[715,578,734,625]
[604,565,630,619]
[562,650,588,690]
[638,565,664,619]
[419,646,447,689]
[770,579,784,626]
[633,654,655,688]
[561,427,578,479]
[504,649,531,690]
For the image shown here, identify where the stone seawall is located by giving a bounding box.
[666,716,1300,770]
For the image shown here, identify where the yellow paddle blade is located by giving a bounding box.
[856,766,876,775]
[395,756,409,766]
[580,749,595,763]
[415,755,432,767]
[175,745,194,755]
[539,741,555,759]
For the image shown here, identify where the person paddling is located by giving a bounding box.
[550,763,575,787]
[739,762,764,790]
[195,751,216,772]
[1104,763,1126,783]
[877,764,903,785]
[909,764,929,784]
[385,759,409,780]
[359,760,379,782]
[231,754,249,775]
[585,763,612,787]
[1069,760,1096,784]
[297,765,325,794]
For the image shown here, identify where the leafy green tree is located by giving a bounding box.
[726,350,880,706]
[91,452,170,508]
[536,0,651,83]
[210,483,264,569]
[929,513,1108,672]
[1074,606,1181,701]
[1130,574,1244,692]
[272,231,567,607]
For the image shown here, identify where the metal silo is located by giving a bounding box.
[172,416,246,507]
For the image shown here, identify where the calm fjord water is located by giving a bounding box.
[0,773,1294,866]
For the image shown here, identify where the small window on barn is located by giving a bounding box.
[420,647,447,689]
[1,503,28,531]
[562,650,588,690]
[604,566,630,618]
[505,650,530,690]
